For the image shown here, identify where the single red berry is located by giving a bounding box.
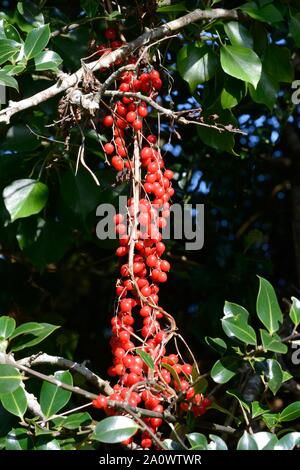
[105,28,117,40]
[103,115,113,127]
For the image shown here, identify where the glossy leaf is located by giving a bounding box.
[0,71,19,91]
[207,434,228,450]
[222,301,257,345]
[251,401,270,419]
[260,329,287,354]
[58,412,92,430]
[5,428,31,450]
[186,432,208,450]
[0,39,21,65]
[0,316,15,340]
[274,432,300,450]
[10,322,60,352]
[290,296,300,329]
[211,357,239,384]
[35,50,62,71]
[256,276,283,334]
[40,370,73,418]
[279,402,300,422]
[177,44,218,92]
[264,359,283,395]
[93,416,139,443]
[0,386,27,418]
[237,431,258,450]
[205,336,227,354]
[240,2,283,23]
[24,24,50,59]
[0,365,21,394]
[224,21,253,48]
[264,46,294,84]
[251,432,278,450]
[220,45,262,88]
[3,179,49,222]
[226,390,250,413]
[221,77,245,109]
[136,350,155,370]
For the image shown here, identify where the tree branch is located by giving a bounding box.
[19,352,113,395]
[0,8,239,124]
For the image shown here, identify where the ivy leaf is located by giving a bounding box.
[290,297,300,329]
[224,21,253,48]
[93,416,139,443]
[177,44,218,92]
[220,45,262,88]
[3,179,49,222]
[0,316,16,340]
[256,276,283,334]
[0,386,27,419]
[40,370,73,418]
[260,329,287,354]
[24,24,50,60]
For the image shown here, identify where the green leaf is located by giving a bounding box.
[290,297,300,329]
[177,44,218,92]
[274,432,300,450]
[10,322,60,352]
[205,336,227,355]
[186,433,208,450]
[211,357,239,384]
[157,2,187,12]
[161,362,181,388]
[5,428,31,450]
[3,179,49,222]
[80,0,99,17]
[237,431,258,450]
[163,439,185,450]
[256,276,283,334]
[226,390,250,413]
[3,124,40,152]
[0,39,21,65]
[290,14,300,47]
[249,68,279,110]
[0,365,21,393]
[0,386,27,419]
[0,71,19,91]
[136,350,155,370]
[0,316,16,340]
[264,359,283,395]
[197,108,237,154]
[224,21,253,48]
[93,416,139,443]
[260,329,287,354]
[34,437,61,450]
[251,432,278,450]
[240,2,283,23]
[2,64,25,76]
[52,412,92,430]
[40,370,73,419]
[264,46,294,83]
[251,401,270,419]
[222,301,257,345]
[24,24,50,60]
[34,50,62,71]
[262,413,280,430]
[220,45,262,88]
[207,434,228,450]
[279,402,300,422]
[221,77,245,109]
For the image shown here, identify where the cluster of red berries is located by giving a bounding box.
[92,27,211,449]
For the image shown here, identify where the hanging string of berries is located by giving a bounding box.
[92,27,211,449]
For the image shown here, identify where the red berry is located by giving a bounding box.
[105,28,117,40]
[92,394,108,409]
[104,143,115,154]
[103,115,113,127]
[111,156,124,171]
[138,106,148,117]
[141,438,152,449]
[126,111,137,123]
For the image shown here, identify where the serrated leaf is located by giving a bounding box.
[10,322,60,352]
[290,297,300,329]
[279,402,300,422]
[220,45,262,88]
[237,431,258,450]
[34,50,62,71]
[256,276,283,334]
[93,416,139,443]
[224,21,253,48]
[177,44,218,92]
[260,329,287,353]
[0,365,21,393]
[0,316,15,340]
[24,24,50,59]
[136,350,154,370]
[3,179,49,222]
[0,386,27,418]
[40,370,73,418]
